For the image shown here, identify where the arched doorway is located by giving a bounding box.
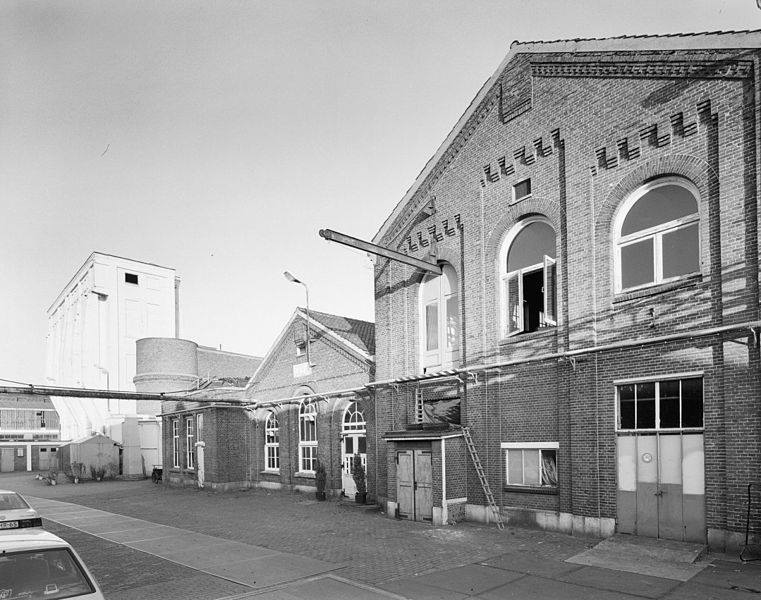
[341,401,366,496]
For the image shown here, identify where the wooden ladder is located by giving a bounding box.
[461,426,504,530]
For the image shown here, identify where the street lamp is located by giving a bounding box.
[283,271,311,366]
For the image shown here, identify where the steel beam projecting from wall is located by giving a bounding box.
[319,228,442,274]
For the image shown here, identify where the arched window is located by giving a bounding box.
[264,412,279,471]
[298,399,318,472]
[615,177,700,292]
[500,217,557,337]
[342,402,366,433]
[420,263,460,371]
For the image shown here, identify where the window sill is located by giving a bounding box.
[503,485,558,496]
[614,274,701,304]
[616,427,703,435]
[295,471,316,479]
[261,469,280,475]
[499,327,557,346]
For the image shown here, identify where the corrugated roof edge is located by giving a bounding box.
[371,29,761,246]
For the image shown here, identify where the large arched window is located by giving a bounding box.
[264,411,279,471]
[615,177,700,292]
[298,399,318,473]
[500,217,557,337]
[420,263,460,371]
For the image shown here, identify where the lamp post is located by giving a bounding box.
[283,271,311,366]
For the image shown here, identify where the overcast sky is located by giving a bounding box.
[1,0,759,385]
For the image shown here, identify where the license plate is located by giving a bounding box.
[0,521,18,529]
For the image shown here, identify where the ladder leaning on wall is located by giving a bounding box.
[461,426,505,530]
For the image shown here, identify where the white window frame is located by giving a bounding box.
[264,411,280,471]
[342,402,366,433]
[298,399,318,473]
[185,416,195,470]
[615,376,704,433]
[614,177,701,293]
[172,419,180,468]
[498,216,558,338]
[419,263,460,372]
[501,442,559,488]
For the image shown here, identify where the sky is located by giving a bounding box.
[1,0,759,385]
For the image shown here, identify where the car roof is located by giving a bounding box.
[0,528,70,553]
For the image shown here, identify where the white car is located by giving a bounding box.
[0,491,41,531]
[0,528,104,599]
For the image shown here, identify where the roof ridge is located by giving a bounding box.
[300,307,375,327]
[511,29,761,48]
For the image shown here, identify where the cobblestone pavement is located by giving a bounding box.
[8,473,594,584]
[43,520,249,600]
[4,473,760,600]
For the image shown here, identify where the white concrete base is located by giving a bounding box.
[386,500,398,518]
[708,527,759,553]
[255,481,283,491]
[465,503,615,538]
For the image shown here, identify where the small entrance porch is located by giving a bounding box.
[383,427,467,526]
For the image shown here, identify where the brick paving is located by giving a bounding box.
[9,473,592,585]
[43,520,249,600]
[5,473,761,600]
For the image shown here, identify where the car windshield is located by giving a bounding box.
[0,548,95,599]
[0,493,29,510]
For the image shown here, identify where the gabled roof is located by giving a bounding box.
[245,309,375,391]
[0,394,56,411]
[306,309,375,356]
[372,29,761,245]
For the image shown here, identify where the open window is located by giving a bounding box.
[500,218,557,337]
[615,177,700,292]
[502,442,559,490]
[420,263,460,371]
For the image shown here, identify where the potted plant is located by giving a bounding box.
[314,461,327,501]
[351,454,367,504]
[70,462,84,483]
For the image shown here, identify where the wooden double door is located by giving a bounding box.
[396,449,432,522]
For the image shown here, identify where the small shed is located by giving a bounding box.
[58,433,121,479]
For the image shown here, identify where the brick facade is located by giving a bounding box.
[245,310,374,497]
[161,309,375,498]
[370,33,761,551]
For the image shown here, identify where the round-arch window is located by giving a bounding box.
[617,179,700,291]
[420,263,460,370]
[507,221,556,271]
[501,218,557,337]
[343,402,366,432]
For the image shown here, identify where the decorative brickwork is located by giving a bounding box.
[372,38,761,550]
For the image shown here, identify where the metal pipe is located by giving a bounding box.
[0,385,212,401]
[368,320,761,388]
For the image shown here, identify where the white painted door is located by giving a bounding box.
[0,449,14,472]
[195,442,205,489]
[617,433,705,542]
[341,434,366,496]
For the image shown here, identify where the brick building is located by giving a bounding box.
[0,393,61,472]
[365,31,761,552]
[160,309,375,494]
